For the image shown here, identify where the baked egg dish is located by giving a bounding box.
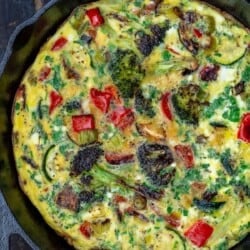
[12,0,250,249]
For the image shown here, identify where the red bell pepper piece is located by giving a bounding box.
[184,220,213,247]
[109,107,135,130]
[161,92,173,121]
[238,113,250,143]
[193,28,203,38]
[72,115,95,133]
[51,37,68,51]
[49,91,63,114]
[79,221,92,239]
[113,194,127,204]
[105,152,134,165]
[164,213,181,228]
[104,85,121,104]
[39,66,51,81]
[90,88,112,113]
[174,144,194,168]
[86,7,104,27]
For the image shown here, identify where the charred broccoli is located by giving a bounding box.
[172,84,208,125]
[135,22,170,56]
[135,89,155,118]
[108,49,145,98]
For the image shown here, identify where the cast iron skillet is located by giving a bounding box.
[0,0,249,249]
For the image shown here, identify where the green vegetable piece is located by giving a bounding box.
[193,198,225,212]
[42,145,56,181]
[242,65,250,82]
[220,149,234,176]
[211,26,247,65]
[162,51,171,61]
[172,84,208,125]
[108,49,145,98]
[49,65,65,91]
[222,96,240,122]
[165,227,187,250]
[68,130,98,147]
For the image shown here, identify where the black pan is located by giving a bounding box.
[0,0,249,249]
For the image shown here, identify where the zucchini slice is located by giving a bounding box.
[148,227,186,250]
[166,228,186,250]
[42,145,57,181]
[211,26,247,65]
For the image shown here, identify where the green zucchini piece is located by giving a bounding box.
[211,40,246,65]
[67,129,98,146]
[211,26,247,65]
[42,145,56,181]
[165,227,186,250]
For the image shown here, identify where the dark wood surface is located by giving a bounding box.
[0,2,50,250]
[0,0,50,61]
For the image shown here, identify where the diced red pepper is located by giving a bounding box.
[105,152,134,165]
[79,221,92,239]
[164,213,181,228]
[51,37,68,51]
[238,113,250,143]
[174,144,194,168]
[39,66,51,81]
[104,85,121,104]
[113,194,127,204]
[86,7,104,27]
[161,92,173,121]
[184,220,214,247]
[109,107,135,130]
[193,28,203,38]
[49,91,63,114]
[72,115,95,133]
[90,88,112,113]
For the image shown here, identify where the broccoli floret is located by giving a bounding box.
[135,89,155,117]
[108,49,145,98]
[135,21,170,56]
[172,84,208,125]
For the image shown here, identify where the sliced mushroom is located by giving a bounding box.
[136,122,166,141]
[55,186,79,212]
[177,9,214,54]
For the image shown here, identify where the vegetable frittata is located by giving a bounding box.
[12,0,250,249]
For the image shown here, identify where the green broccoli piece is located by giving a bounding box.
[172,84,208,125]
[108,49,145,98]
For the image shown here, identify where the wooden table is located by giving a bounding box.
[0,0,50,61]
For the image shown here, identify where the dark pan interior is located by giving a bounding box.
[0,0,249,249]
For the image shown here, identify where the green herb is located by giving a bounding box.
[203,87,240,122]
[52,130,64,143]
[128,231,135,246]
[222,96,240,122]
[182,209,189,216]
[167,206,173,214]
[115,229,120,239]
[44,55,53,63]
[172,168,202,199]
[215,240,229,250]
[162,51,171,61]
[207,148,220,159]
[241,65,250,82]
[134,0,144,7]
[49,65,65,91]
[15,102,20,111]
